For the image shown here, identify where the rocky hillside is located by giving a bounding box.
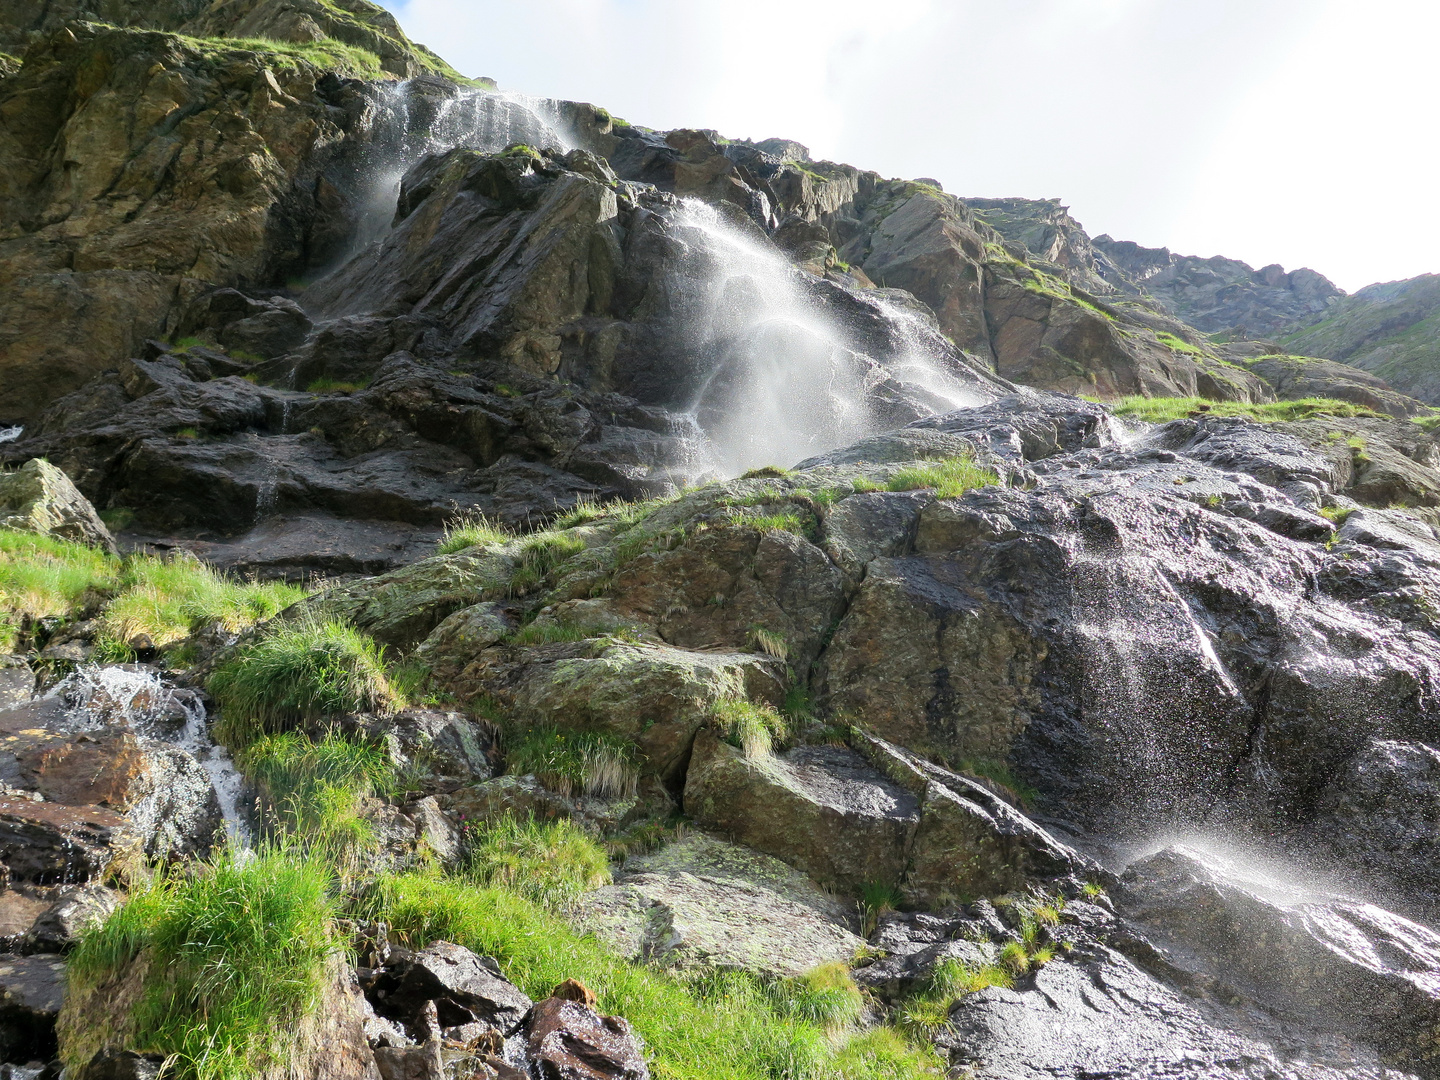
[5,4,1440,1079]
[1278,274,1440,403]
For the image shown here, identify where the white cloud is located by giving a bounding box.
[382,0,1433,292]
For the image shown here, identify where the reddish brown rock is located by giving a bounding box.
[524,997,649,1080]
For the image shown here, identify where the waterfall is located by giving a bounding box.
[0,426,21,444]
[348,80,575,256]
[667,199,990,478]
[48,665,253,849]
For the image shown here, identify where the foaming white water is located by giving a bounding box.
[670,199,986,477]
[0,426,22,444]
[1122,830,1365,908]
[49,665,252,848]
[351,81,574,253]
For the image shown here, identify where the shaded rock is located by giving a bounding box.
[413,604,516,680]
[856,907,1001,1000]
[682,732,919,894]
[338,709,500,790]
[1122,846,1440,1072]
[369,941,532,1034]
[938,945,1390,1080]
[0,953,65,1063]
[850,731,1093,905]
[0,799,124,885]
[522,996,649,1080]
[72,1051,164,1080]
[444,775,639,834]
[0,461,115,552]
[0,893,49,947]
[475,643,786,786]
[575,832,863,977]
[0,660,32,711]
[1241,354,1425,419]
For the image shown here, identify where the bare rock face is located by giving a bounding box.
[0,22,362,423]
[575,833,864,977]
[0,461,115,552]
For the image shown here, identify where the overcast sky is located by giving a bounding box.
[380,0,1437,294]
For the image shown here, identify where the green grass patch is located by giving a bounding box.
[0,530,300,656]
[242,732,394,870]
[1109,396,1380,424]
[727,507,815,537]
[1320,506,1355,525]
[461,815,611,908]
[304,378,368,394]
[437,511,510,554]
[886,454,999,499]
[503,726,640,799]
[181,32,386,78]
[98,552,303,659]
[1153,331,1207,357]
[361,873,940,1080]
[957,758,1039,808]
[509,531,587,595]
[65,850,339,1080]
[712,697,790,760]
[208,618,396,744]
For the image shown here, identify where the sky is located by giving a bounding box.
[380,0,1439,293]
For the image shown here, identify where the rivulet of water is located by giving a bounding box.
[0,426,21,444]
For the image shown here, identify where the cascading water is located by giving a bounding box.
[0,426,21,444]
[48,665,253,848]
[667,199,990,477]
[347,80,575,257]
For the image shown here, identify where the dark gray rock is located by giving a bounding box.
[0,661,32,712]
[368,941,532,1034]
[0,953,64,1063]
[1312,739,1440,895]
[522,997,649,1080]
[22,884,121,954]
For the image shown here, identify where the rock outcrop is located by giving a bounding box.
[1278,274,1440,404]
[0,460,116,552]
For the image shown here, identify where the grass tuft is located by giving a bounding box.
[0,530,301,656]
[886,453,999,499]
[712,697,790,760]
[242,732,394,870]
[437,511,509,554]
[1109,395,1380,424]
[208,618,396,744]
[504,726,640,799]
[772,962,863,1031]
[509,532,587,595]
[65,850,338,1080]
[461,814,611,908]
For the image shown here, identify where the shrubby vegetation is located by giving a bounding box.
[208,617,396,743]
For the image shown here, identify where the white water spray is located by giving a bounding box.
[48,665,253,848]
[670,200,988,477]
[350,81,575,255]
[0,426,21,444]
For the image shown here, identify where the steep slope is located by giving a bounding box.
[1278,275,1440,403]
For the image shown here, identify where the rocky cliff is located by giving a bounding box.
[1278,274,1440,403]
[4,4,1440,1079]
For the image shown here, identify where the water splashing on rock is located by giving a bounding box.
[48,665,252,848]
[0,426,21,445]
[669,199,990,477]
[350,79,574,255]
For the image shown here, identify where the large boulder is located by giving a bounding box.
[1121,846,1440,1073]
[0,460,115,552]
[575,833,863,977]
[682,732,919,895]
